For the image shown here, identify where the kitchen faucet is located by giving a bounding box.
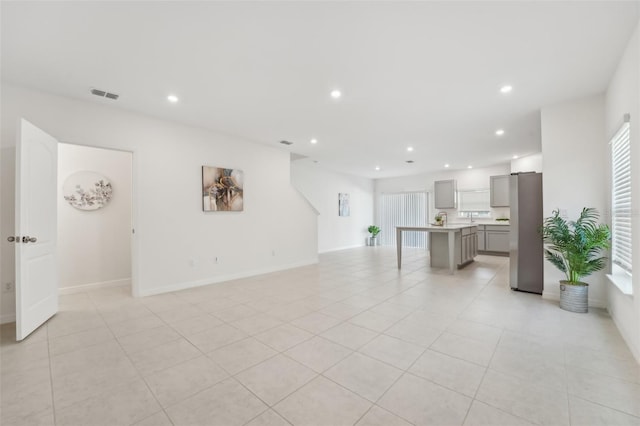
[437,211,448,226]
[468,212,475,223]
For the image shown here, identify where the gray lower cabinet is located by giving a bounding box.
[457,226,477,266]
[486,231,509,252]
[429,226,477,268]
[477,230,485,251]
[477,224,510,255]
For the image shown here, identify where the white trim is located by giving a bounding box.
[319,243,366,254]
[606,289,640,363]
[291,186,320,216]
[137,257,318,297]
[606,273,633,296]
[59,278,131,295]
[0,313,16,325]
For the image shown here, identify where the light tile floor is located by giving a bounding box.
[2,247,640,426]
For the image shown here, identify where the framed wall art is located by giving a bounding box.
[338,192,350,217]
[202,166,244,211]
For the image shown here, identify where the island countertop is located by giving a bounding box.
[396,224,478,232]
[448,221,511,226]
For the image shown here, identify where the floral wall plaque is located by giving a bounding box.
[63,171,113,210]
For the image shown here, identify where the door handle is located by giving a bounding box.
[22,236,37,243]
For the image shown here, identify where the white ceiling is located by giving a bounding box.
[2,1,638,178]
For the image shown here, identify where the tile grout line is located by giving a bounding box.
[570,394,640,421]
[12,249,636,425]
[45,319,58,426]
[92,292,178,426]
[49,289,113,425]
[460,326,505,426]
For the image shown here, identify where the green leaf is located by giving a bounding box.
[540,208,610,283]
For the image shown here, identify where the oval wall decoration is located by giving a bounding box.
[63,171,113,211]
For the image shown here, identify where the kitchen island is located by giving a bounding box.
[396,224,478,274]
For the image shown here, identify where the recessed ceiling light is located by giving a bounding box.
[467,165,473,169]
[500,85,513,94]
[330,89,342,99]
[512,155,519,159]
[167,94,179,103]
[444,164,450,168]
[310,138,318,144]
[375,166,380,171]
[495,129,505,136]
[406,160,414,164]
[407,146,414,152]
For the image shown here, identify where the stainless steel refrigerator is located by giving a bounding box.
[509,172,543,294]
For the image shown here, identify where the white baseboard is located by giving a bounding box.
[319,244,366,254]
[138,257,319,297]
[59,278,131,295]
[542,289,606,309]
[0,313,16,324]
[606,305,640,363]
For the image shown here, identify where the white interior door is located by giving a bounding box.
[15,119,58,341]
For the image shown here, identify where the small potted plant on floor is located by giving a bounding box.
[367,225,381,246]
[541,208,610,313]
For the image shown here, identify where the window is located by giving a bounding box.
[378,192,428,248]
[611,120,632,277]
[458,189,491,218]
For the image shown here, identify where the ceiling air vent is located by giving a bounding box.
[90,88,119,100]
[279,140,293,146]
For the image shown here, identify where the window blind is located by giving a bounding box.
[458,190,490,212]
[611,121,632,274]
[379,192,428,248]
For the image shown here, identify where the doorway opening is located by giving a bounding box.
[57,143,133,296]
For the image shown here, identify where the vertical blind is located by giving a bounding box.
[611,121,632,274]
[379,192,428,248]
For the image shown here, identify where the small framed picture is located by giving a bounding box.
[338,193,350,217]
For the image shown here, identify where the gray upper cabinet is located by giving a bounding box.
[434,179,457,209]
[490,175,510,207]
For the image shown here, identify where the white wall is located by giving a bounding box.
[511,152,542,173]
[375,164,512,224]
[0,147,15,323]
[540,95,607,307]
[58,144,132,292]
[605,22,640,361]
[291,160,374,253]
[0,84,318,321]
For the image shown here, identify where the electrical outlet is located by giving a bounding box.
[3,282,14,293]
[271,250,276,257]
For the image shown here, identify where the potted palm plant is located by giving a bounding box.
[541,208,610,313]
[367,225,381,246]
